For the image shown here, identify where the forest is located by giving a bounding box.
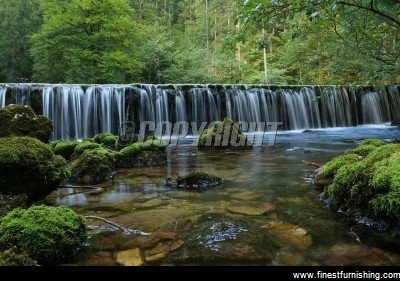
[0,0,399,85]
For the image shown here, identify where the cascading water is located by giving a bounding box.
[0,83,399,140]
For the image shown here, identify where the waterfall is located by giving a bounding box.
[362,92,384,124]
[0,87,6,108]
[0,83,399,140]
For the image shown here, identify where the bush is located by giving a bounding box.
[74,141,101,156]
[0,137,70,199]
[0,205,87,264]
[0,104,53,143]
[93,132,118,148]
[69,148,115,184]
[53,141,80,160]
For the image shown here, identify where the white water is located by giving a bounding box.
[0,84,399,140]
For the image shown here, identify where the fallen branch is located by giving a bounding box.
[301,160,322,168]
[85,215,151,236]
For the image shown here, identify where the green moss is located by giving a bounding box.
[348,144,376,157]
[116,140,167,168]
[370,191,400,219]
[174,171,223,191]
[53,140,80,160]
[321,140,400,225]
[0,205,87,265]
[322,153,359,178]
[139,139,168,151]
[74,141,101,156]
[0,137,69,198]
[69,148,115,184]
[0,104,53,143]
[197,118,251,150]
[0,247,37,266]
[371,152,400,193]
[360,138,386,147]
[93,132,118,148]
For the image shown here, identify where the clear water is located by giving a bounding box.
[44,125,400,266]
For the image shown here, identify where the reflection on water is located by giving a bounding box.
[45,125,400,265]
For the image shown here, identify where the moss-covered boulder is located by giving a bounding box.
[166,171,223,191]
[317,139,400,228]
[0,205,87,265]
[116,139,167,168]
[0,136,70,199]
[197,117,252,150]
[69,148,115,184]
[93,132,118,149]
[74,141,102,156]
[0,104,53,143]
[52,140,80,160]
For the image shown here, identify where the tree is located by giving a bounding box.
[30,0,143,83]
[0,0,42,82]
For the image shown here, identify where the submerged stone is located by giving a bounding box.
[263,220,312,250]
[166,171,223,191]
[116,248,143,266]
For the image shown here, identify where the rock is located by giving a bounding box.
[263,221,312,250]
[135,198,165,209]
[0,136,69,199]
[197,117,253,150]
[314,165,333,188]
[166,171,223,191]
[272,251,304,266]
[0,104,53,143]
[86,256,118,266]
[116,248,143,266]
[226,203,276,216]
[145,252,166,263]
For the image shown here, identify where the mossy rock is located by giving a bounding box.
[0,205,87,265]
[320,140,400,226]
[115,140,167,168]
[93,132,118,148]
[0,104,53,143]
[52,140,80,160]
[198,117,252,150]
[0,136,70,199]
[166,171,223,191]
[74,141,101,156]
[69,148,115,184]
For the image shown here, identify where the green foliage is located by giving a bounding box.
[69,148,115,184]
[0,205,87,264]
[0,0,42,82]
[0,136,69,198]
[74,141,101,156]
[93,132,118,148]
[53,141,80,160]
[0,247,37,266]
[0,105,53,143]
[30,0,143,83]
[322,153,359,178]
[116,140,167,168]
[139,139,168,151]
